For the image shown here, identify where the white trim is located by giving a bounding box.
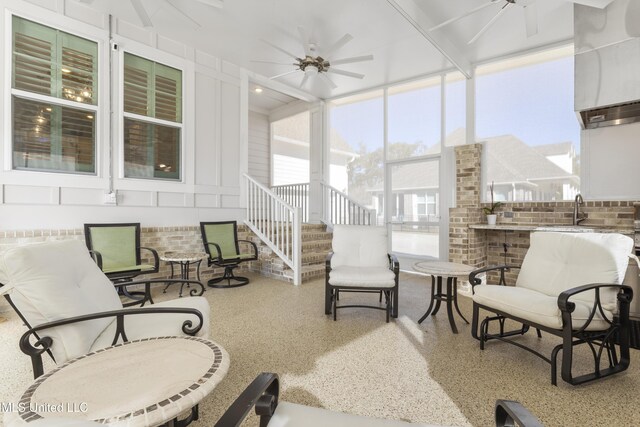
[123,111,183,128]
[3,7,108,187]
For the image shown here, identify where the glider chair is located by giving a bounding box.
[0,240,209,379]
[200,221,258,288]
[325,225,399,322]
[84,222,159,282]
[470,232,635,386]
[214,372,543,427]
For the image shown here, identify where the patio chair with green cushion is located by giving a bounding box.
[200,221,258,288]
[84,223,159,282]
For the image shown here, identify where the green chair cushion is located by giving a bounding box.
[89,226,138,272]
[102,263,155,274]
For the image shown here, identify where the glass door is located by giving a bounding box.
[389,158,440,259]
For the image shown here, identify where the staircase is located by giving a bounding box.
[243,175,371,285]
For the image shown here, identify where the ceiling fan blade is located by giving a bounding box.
[194,0,224,8]
[261,39,301,61]
[468,2,512,44]
[524,2,538,38]
[300,73,310,88]
[330,55,374,66]
[568,0,615,8]
[298,27,312,56]
[251,59,296,65]
[430,0,500,32]
[327,68,365,79]
[164,0,201,28]
[269,69,301,80]
[130,0,153,27]
[319,73,338,89]
[322,33,353,57]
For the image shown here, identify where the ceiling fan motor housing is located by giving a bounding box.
[299,55,330,73]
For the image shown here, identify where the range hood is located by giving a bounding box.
[574,0,640,129]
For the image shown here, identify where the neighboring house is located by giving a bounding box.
[271,113,356,188]
[482,136,580,201]
[360,129,579,222]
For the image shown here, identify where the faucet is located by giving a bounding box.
[573,193,586,225]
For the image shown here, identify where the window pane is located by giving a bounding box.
[124,53,182,122]
[13,16,97,105]
[124,118,180,180]
[13,96,95,173]
[388,76,441,159]
[445,72,466,146]
[329,91,384,224]
[476,46,579,201]
[391,160,439,257]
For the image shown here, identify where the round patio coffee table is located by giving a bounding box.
[5,336,229,427]
[413,261,475,334]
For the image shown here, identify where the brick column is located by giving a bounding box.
[449,144,485,267]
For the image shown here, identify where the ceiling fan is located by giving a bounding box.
[78,0,223,28]
[429,0,616,45]
[254,28,374,89]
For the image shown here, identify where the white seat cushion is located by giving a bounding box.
[329,266,396,288]
[91,296,210,350]
[268,402,443,427]
[473,285,613,331]
[0,240,123,363]
[516,232,633,308]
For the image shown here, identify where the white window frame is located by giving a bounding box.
[2,7,108,189]
[113,37,194,192]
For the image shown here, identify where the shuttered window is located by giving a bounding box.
[11,16,98,174]
[123,53,182,180]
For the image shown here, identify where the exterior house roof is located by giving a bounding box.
[532,141,574,157]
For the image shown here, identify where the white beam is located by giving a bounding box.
[385,0,472,79]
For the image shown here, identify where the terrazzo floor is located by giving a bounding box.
[2,273,640,426]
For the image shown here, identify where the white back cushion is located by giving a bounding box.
[331,225,389,268]
[517,232,633,306]
[0,240,123,363]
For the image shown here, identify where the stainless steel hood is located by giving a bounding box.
[575,0,640,129]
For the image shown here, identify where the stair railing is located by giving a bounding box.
[245,174,301,285]
[320,182,375,227]
[271,183,309,223]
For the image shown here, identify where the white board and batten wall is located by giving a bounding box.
[0,0,249,230]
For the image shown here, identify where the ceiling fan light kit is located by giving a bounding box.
[256,28,374,89]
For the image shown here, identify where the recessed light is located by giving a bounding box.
[254,87,263,93]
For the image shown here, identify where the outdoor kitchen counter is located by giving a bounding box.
[469,224,633,235]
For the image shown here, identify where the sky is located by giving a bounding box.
[330,56,580,155]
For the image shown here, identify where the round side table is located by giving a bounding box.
[161,252,206,297]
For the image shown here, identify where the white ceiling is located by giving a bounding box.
[75,0,584,101]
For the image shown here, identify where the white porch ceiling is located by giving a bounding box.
[74,0,580,99]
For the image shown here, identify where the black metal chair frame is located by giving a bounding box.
[324,253,400,322]
[200,221,258,288]
[214,372,543,427]
[3,279,206,379]
[470,265,633,386]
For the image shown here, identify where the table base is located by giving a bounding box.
[418,275,469,334]
[163,259,203,297]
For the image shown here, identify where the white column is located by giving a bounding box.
[308,102,324,223]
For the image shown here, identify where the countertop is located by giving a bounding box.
[469,224,633,234]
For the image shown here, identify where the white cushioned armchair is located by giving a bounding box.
[470,232,635,386]
[0,240,210,379]
[325,225,399,322]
